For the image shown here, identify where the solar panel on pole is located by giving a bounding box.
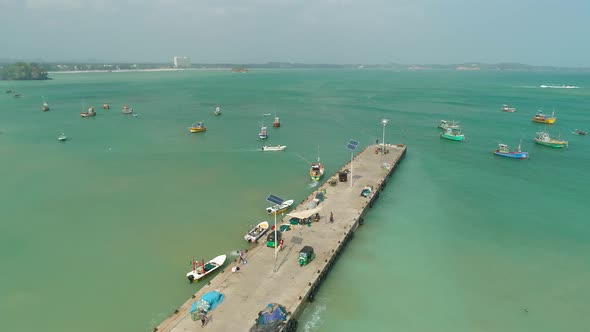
[266,194,284,205]
[346,139,359,188]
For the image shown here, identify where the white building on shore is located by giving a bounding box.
[173,56,191,68]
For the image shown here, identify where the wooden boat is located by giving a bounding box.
[189,121,206,133]
[261,145,286,151]
[42,101,50,112]
[493,143,528,159]
[57,133,67,142]
[440,127,464,141]
[214,106,221,116]
[310,147,324,181]
[103,103,110,110]
[273,115,280,128]
[259,126,268,139]
[80,107,96,117]
[532,110,556,124]
[122,105,133,114]
[573,129,587,136]
[186,254,227,283]
[501,104,516,112]
[266,199,294,215]
[244,221,269,242]
[438,120,460,130]
[534,130,568,148]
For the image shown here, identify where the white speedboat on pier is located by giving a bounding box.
[262,145,286,152]
[187,254,227,283]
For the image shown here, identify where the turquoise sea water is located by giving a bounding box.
[1,70,589,332]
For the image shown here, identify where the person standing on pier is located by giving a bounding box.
[199,310,209,327]
[329,212,334,223]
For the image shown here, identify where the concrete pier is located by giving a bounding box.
[154,144,407,332]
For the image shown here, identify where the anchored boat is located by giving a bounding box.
[501,104,516,112]
[187,255,227,283]
[440,127,465,141]
[573,129,587,136]
[80,107,96,117]
[57,132,67,142]
[273,115,280,128]
[493,142,528,159]
[244,221,269,242]
[259,125,268,139]
[534,130,568,148]
[266,199,294,215]
[42,100,50,112]
[122,105,133,114]
[532,110,556,124]
[261,145,286,151]
[189,121,206,133]
[214,105,221,116]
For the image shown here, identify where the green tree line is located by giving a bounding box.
[0,62,49,80]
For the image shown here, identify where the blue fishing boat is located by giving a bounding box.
[493,142,528,159]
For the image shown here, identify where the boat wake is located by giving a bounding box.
[540,84,580,89]
[303,304,326,332]
[307,181,319,189]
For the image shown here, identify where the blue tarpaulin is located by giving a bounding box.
[189,291,225,314]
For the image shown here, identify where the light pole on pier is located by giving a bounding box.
[381,119,389,154]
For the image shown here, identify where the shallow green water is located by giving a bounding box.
[1,70,589,332]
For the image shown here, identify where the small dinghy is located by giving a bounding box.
[244,221,269,242]
[57,133,67,142]
[573,129,587,136]
[187,254,227,283]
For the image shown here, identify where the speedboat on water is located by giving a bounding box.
[261,145,286,151]
[501,104,516,113]
[573,129,587,136]
[80,107,96,117]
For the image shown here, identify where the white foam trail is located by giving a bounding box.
[307,182,319,188]
[303,304,326,332]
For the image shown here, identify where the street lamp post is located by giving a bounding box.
[381,119,389,154]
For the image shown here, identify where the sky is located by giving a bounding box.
[0,0,589,66]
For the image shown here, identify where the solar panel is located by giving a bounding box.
[347,139,359,151]
[266,194,284,205]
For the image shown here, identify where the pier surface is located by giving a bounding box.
[155,144,407,332]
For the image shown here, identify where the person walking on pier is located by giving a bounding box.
[329,212,334,223]
[199,310,209,327]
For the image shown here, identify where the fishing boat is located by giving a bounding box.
[57,133,67,142]
[189,121,206,133]
[493,142,528,159]
[501,104,516,113]
[5,89,13,93]
[13,93,22,98]
[261,145,286,151]
[259,125,268,139]
[42,100,50,112]
[532,110,556,124]
[438,120,460,130]
[573,129,587,136]
[266,199,294,215]
[534,130,568,148]
[310,147,324,181]
[103,103,110,110]
[80,107,96,117]
[244,221,269,242]
[440,127,465,141]
[273,115,280,128]
[122,105,133,114]
[186,254,227,283]
[214,106,221,116]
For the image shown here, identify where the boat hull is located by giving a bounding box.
[190,128,206,133]
[532,118,556,124]
[534,140,567,148]
[440,133,464,141]
[493,150,528,159]
[262,146,286,151]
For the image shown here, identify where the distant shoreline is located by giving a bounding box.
[48,68,230,74]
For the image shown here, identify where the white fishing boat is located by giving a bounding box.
[244,221,270,242]
[259,125,268,139]
[261,145,286,152]
[266,199,294,215]
[57,133,67,141]
[187,254,227,283]
[214,105,222,116]
[122,105,133,114]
